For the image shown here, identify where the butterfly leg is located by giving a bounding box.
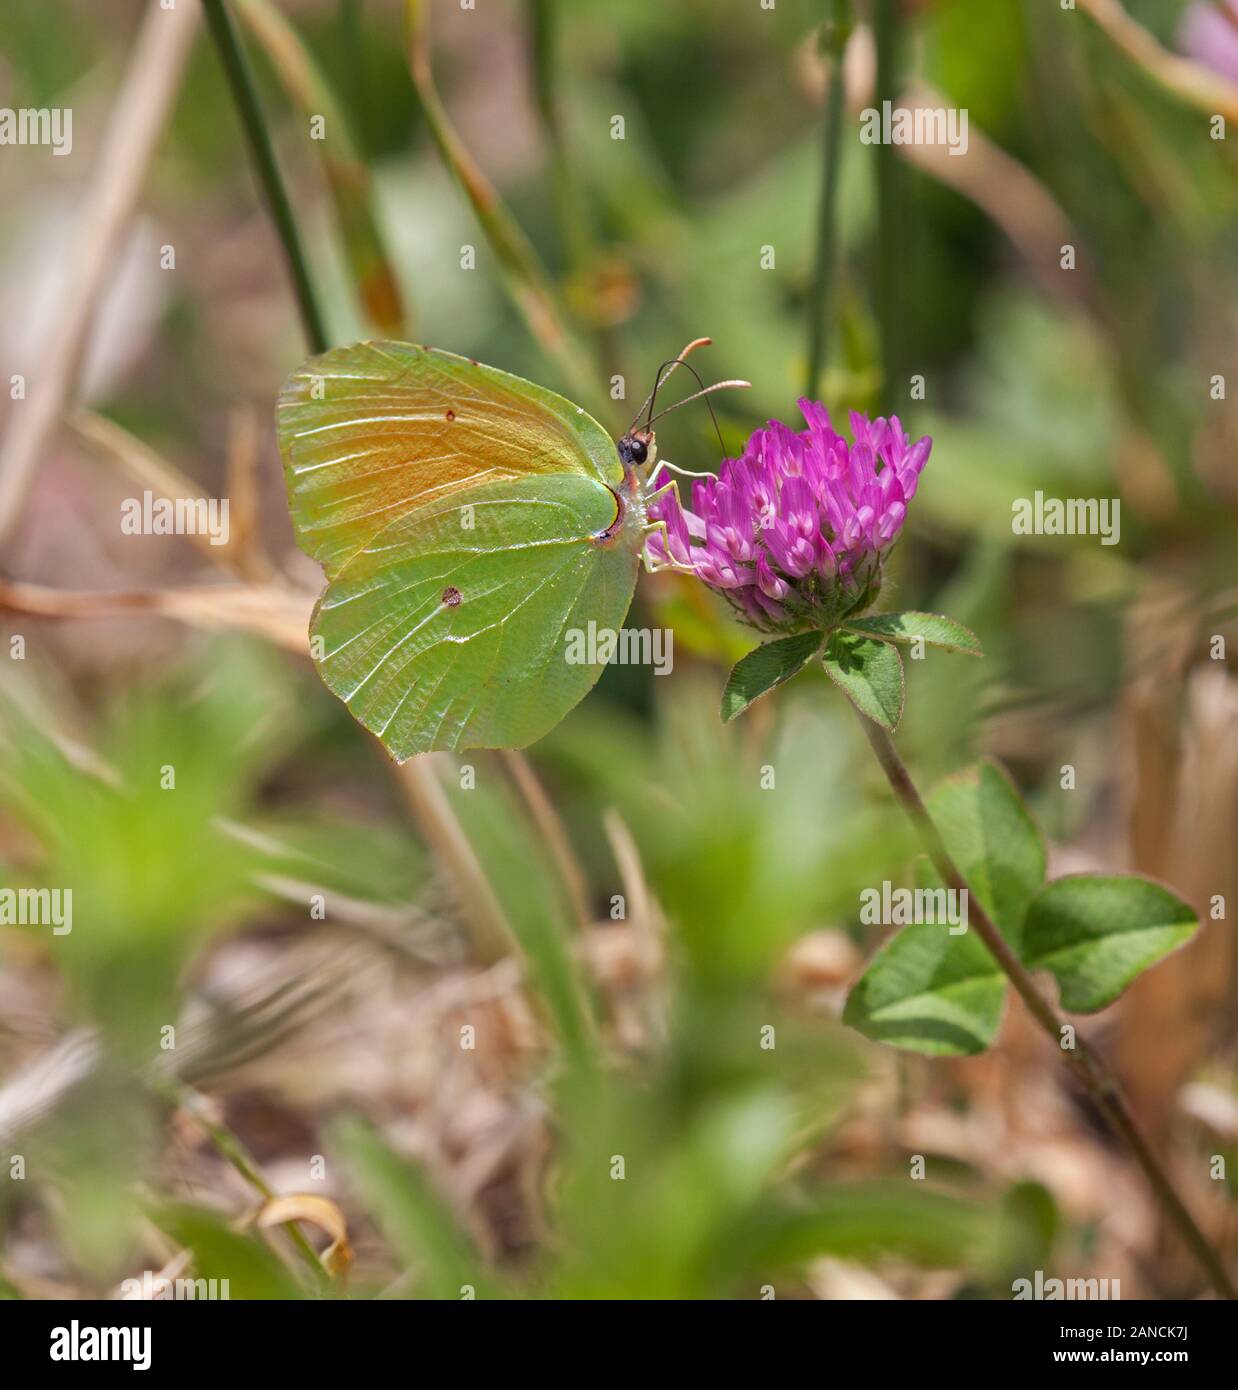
[641,517,678,574]
[641,518,697,579]
[647,459,718,492]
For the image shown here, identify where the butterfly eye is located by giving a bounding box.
[621,436,647,465]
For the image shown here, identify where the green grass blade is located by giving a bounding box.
[234,0,408,337]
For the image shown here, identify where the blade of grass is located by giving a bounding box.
[404,0,600,404]
[202,0,329,353]
[156,1079,330,1290]
[393,755,519,966]
[500,749,592,929]
[333,1117,493,1298]
[224,405,279,580]
[0,577,315,652]
[527,0,628,399]
[69,411,230,570]
[872,0,903,412]
[337,0,367,137]
[527,0,591,275]
[233,0,409,337]
[0,0,199,547]
[804,2,852,400]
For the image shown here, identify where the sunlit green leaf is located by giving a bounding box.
[821,630,904,730]
[844,760,1045,1055]
[720,631,824,722]
[844,610,982,657]
[738,1183,982,1269]
[921,759,1045,952]
[843,913,1006,1056]
[1022,875,1198,1013]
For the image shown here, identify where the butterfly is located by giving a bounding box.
[277,338,745,759]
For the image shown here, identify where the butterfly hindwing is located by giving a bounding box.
[311,475,639,757]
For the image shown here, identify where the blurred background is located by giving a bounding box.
[0,0,1235,1299]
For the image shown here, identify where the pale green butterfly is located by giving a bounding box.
[278,338,745,759]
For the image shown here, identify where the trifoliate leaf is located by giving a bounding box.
[720,631,825,722]
[821,631,905,731]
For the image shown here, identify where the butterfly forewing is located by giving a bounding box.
[278,340,623,578]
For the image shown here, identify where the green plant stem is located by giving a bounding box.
[872,0,901,412]
[526,0,622,398]
[805,3,850,400]
[203,0,329,354]
[405,0,599,405]
[338,0,365,134]
[155,1079,330,1289]
[857,713,1237,1302]
[235,0,408,337]
[528,0,590,276]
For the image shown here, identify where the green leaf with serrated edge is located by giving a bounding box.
[921,759,1046,954]
[843,761,1046,1056]
[720,632,824,722]
[821,631,905,730]
[843,611,983,657]
[1022,875,1198,1013]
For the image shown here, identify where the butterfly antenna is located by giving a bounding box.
[647,368,751,458]
[626,336,714,435]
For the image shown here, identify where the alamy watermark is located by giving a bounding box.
[119,1271,230,1300]
[1012,1270,1121,1300]
[859,100,968,157]
[0,886,71,935]
[0,107,72,156]
[120,491,230,547]
[1011,492,1120,546]
[860,880,968,934]
[564,622,673,675]
[50,1322,150,1371]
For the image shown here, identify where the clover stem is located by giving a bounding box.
[857,712,1237,1301]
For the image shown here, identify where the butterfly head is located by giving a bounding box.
[623,341,750,484]
[616,428,656,479]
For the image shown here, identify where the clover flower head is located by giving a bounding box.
[646,400,931,633]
